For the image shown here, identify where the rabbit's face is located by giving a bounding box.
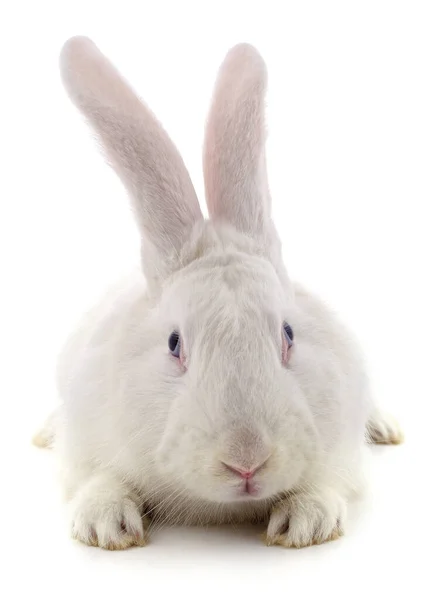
[155,235,319,503]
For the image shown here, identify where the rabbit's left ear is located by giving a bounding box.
[203,44,273,242]
[60,37,203,291]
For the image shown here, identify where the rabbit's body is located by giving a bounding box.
[38,37,402,550]
[56,223,368,527]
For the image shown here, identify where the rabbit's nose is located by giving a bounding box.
[221,459,267,479]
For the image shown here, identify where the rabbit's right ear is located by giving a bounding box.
[60,37,203,290]
[203,44,272,242]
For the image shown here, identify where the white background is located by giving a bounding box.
[1,1,433,598]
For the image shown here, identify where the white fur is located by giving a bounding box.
[37,37,400,550]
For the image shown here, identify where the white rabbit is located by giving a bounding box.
[35,37,403,550]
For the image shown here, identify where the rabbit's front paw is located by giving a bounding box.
[70,476,148,550]
[266,488,346,548]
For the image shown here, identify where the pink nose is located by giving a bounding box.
[222,461,266,479]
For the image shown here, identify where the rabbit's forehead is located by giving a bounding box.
[163,256,286,332]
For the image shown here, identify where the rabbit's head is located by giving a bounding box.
[61,38,319,503]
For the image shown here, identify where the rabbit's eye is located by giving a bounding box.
[168,331,181,358]
[283,322,294,346]
[282,322,293,365]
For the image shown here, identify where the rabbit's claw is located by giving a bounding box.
[70,478,148,550]
[366,409,404,445]
[266,488,346,548]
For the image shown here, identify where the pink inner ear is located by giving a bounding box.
[281,331,292,364]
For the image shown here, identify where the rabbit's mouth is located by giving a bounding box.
[238,478,261,498]
[220,457,269,500]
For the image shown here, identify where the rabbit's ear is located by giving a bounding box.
[203,44,272,240]
[60,37,203,288]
